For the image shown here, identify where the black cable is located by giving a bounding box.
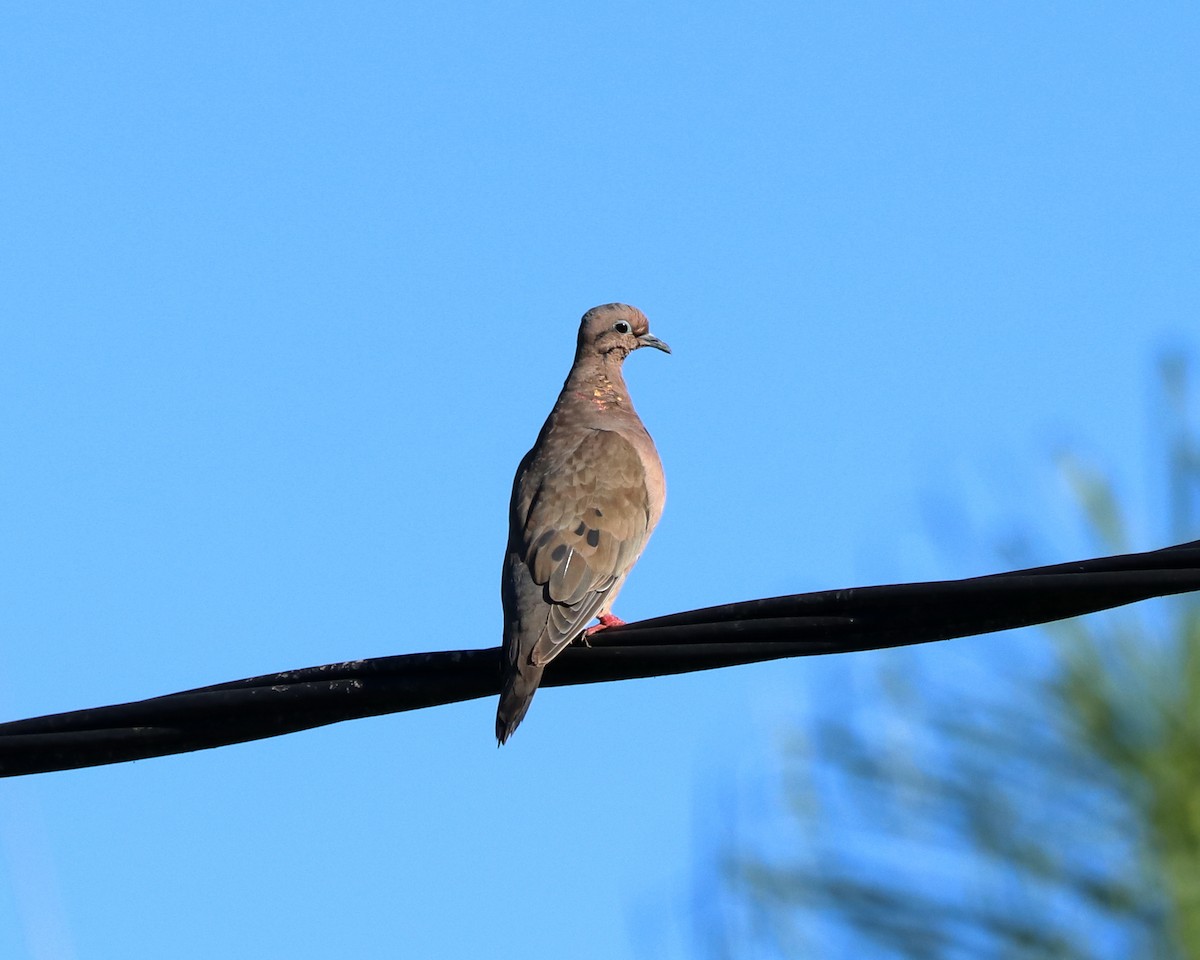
[2,539,1197,778]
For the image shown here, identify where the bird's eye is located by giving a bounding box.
[613,321,631,334]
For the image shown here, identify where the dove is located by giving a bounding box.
[496,303,670,744]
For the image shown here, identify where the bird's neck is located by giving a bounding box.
[563,353,631,414]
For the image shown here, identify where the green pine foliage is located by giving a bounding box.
[718,355,1200,959]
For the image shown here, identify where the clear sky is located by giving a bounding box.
[2,3,1197,958]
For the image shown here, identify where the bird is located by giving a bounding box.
[496,303,670,744]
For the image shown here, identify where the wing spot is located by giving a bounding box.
[551,544,568,561]
[574,522,587,536]
[592,507,604,517]
[586,528,600,547]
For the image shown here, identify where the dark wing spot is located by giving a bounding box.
[551,543,568,561]
[586,528,600,547]
[592,507,604,518]
[574,522,587,536]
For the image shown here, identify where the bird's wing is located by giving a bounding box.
[512,428,652,666]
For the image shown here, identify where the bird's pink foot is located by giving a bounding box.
[579,613,626,645]
[587,612,626,633]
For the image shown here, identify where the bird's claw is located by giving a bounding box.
[581,613,627,645]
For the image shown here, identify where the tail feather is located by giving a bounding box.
[495,662,545,745]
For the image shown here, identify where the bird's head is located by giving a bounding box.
[576,303,671,362]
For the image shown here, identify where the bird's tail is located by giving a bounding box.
[496,662,545,745]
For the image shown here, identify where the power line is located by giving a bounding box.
[2,539,1197,778]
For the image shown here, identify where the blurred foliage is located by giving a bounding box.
[713,353,1200,959]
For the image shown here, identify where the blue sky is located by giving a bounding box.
[2,3,1197,958]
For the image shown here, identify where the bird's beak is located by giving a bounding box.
[638,333,671,354]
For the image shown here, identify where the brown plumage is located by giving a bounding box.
[496,303,669,744]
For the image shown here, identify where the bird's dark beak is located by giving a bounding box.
[638,333,671,354]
